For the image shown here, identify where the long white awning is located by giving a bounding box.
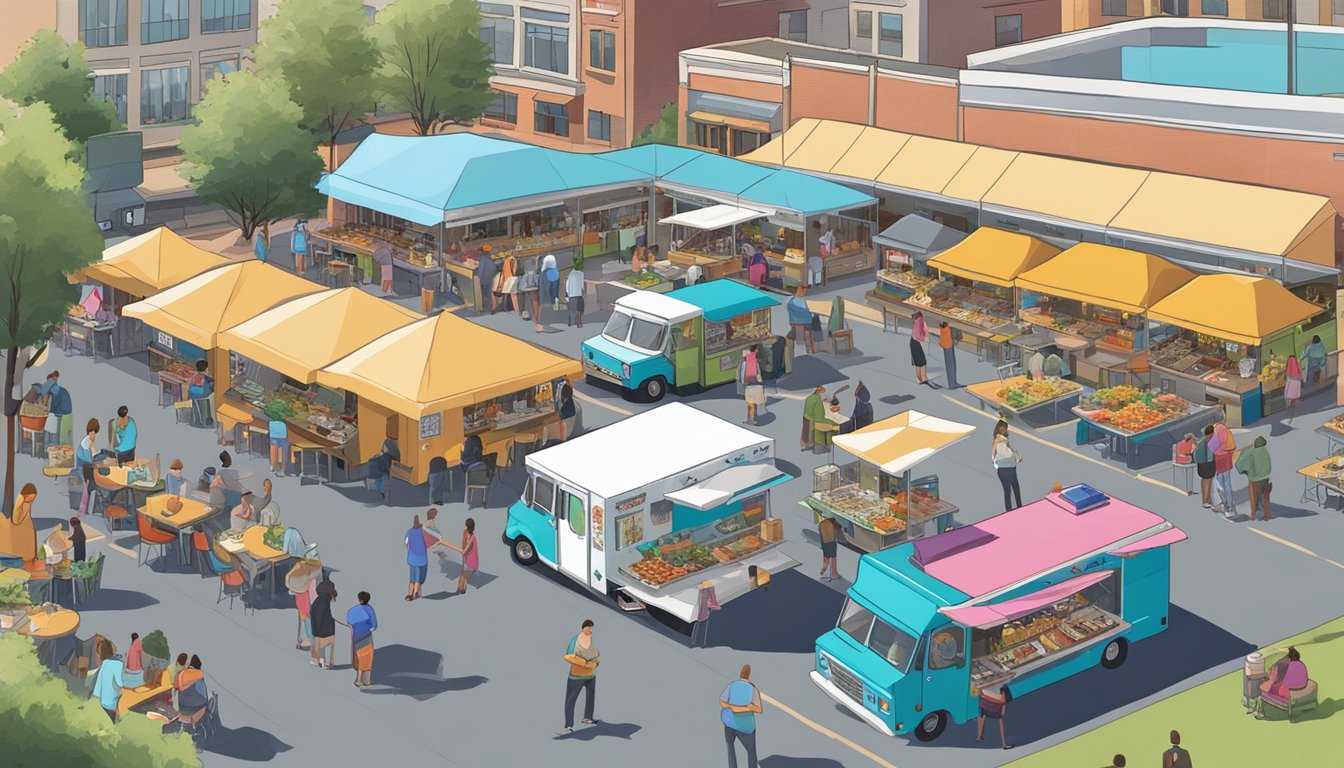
[659,204,768,230]
[665,463,789,511]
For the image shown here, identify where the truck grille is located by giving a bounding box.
[583,359,619,383]
[829,661,864,704]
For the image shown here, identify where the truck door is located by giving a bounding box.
[671,318,701,388]
[921,624,971,723]
[556,484,591,585]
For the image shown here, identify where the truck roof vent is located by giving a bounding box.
[1056,484,1110,515]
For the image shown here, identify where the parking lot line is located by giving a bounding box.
[574,391,633,416]
[761,692,900,768]
[1247,527,1344,571]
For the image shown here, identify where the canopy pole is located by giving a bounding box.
[646,186,658,251]
[575,194,585,266]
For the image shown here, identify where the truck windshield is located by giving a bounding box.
[628,318,667,352]
[838,598,918,673]
[603,310,633,343]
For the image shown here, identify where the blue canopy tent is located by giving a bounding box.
[669,280,779,322]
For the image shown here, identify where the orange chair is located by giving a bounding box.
[192,531,212,577]
[136,514,177,569]
[104,505,131,532]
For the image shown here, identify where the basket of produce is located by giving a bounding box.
[19,401,48,432]
[46,445,74,468]
[262,524,285,551]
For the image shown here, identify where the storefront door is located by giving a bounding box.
[556,484,590,584]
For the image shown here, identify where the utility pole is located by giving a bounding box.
[1287,0,1296,95]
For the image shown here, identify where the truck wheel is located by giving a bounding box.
[913,711,947,742]
[640,376,667,402]
[511,536,538,566]
[1100,638,1128,669]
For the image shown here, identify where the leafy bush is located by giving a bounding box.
[0,580,32,609]
[0,634,199,767]
[141,630,169,662]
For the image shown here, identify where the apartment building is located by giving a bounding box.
[845,1,1061,67]
[1063,0,1344,32]
[471,0,847,151]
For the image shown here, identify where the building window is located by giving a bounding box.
[778,10,807,42]
[994,14,1023,47]
[1201,0,1227,14]
[140,66,190,125]
[588,30,616,72]
[483,91,518,123]
[142,0,189,44]
[692,122,726,154]
[1262,0,1285,19]
[79,0,128,48]
[731,130,768,157]
[1336,0,1344,15]
[878,13,903,57]
[855,10,872,43]
[201,0,249,33]
[534,101,570,137]
[481,17,515,66]
[524,24,569,75]
[199,57,239,97]
[587,110,611,141]
[93,73,128,123]
[1160,0,1189,14]
[1102,0,1129,15]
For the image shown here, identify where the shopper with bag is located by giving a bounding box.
[1208,411,1237,517]
[475,245,498,314]
[740,345,764,426]
[1235,436,1272,521]
[991,421,1023,511]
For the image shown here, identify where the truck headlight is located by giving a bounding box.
[817,654,829,673]
[621,363,632,380]
[879,697,889,714]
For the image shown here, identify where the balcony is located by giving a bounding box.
[583,0,623,15]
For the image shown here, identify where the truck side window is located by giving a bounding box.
[927,625,966,671]
[533,477,555,516]
[566,493,586,537]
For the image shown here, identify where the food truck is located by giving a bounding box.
[504,403,799,621]
[581,280,778,401]
[810,485,1185,741]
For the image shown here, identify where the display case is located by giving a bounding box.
[704,308,773,356]
[825,209,876,280]
[462,381,556,435]
[617,492,775,590]
[907,279,1016,331]
[316,208,441,271]
[225,352,359,446]
[806,468,957,552]
[454,205,580,263]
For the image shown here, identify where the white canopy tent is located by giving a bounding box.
[659,203,769,230]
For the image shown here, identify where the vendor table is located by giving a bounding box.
[18,606,79,665]
[62,317,117,358]
[118,682,175,716]
[964,376,1086,423]
[1072,402,1219,467]
[1297,455,1344,507]
[140,495,223,565]
[1317,419,1344,455]
[221,526,291,602]
[802,493,958,553]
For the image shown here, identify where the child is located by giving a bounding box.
[1175,433,1196,465]
[165,459,186,496]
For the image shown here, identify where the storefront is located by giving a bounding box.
[1146,274,1327,427]
[578,190,648,261]
[310,211,442,295]
[870,214,968,308]
[806,411,974,553]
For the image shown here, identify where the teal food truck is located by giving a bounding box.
[581,280,778,401]
[811,486,1186,741]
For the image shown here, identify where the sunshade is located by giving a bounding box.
[219,288,421,383]
[1146,274,1323,345]
[317,311,579,419]
[669,280,779,322]
[602,143,704,177]
[937,571,1114,629]
[1015,243,1195,314]
[940,146,1018,202]
[664,464,790,511]
[875,135,979,194]
[75,227,231,298]
[659,204,767,230]
[981,153,1150,226]
[121,262,323,349]
[1107,527,1188,556]
[926,228,1061,288]
[779,120,865,174]
[738,118,821,167]
[830,126,911,181]
[873,214,968,256]
[831,411,976,476]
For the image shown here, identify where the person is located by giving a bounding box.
[427,456,450,506]
[348,591,378,687]
[423,508,446,553]
[460,433,487,473]
[646,244,661,269]
[187,359,213,400]
[838,382,873,435]
[123,632,144,688]
[176,655,208,718]
[442,518,479,594]
[502,250,521,315]
[686,262,703,286]
[287,559,319,650]
[254,227,269,262]
[741,345,764,426]
[521,255,544,331]
[747,247,769,288]
[1235,435,1273,521]
[1195,425,1216,509]
[310,578,337,669]
[542,253,560,310]
[257,478,276,523]
[810,220,832,287]
[802,385,827,452]
[1162,730,1192,768]
[112,405,136,464]
[785,285,814,362]
[291,219,309,275]
[565,258,586,328]
[1305,334,1327,386]
[720,664,763,768]
[1175,433,1196,465]
[372,427,401,501]
[375,244,394,295]
[165,459,186,496]
[69,517,87,563]
[267,416,290,476]
[561,619,600,733]
[405,515,429,601]
[1109,756,1126,768]
[213,451,250,510]
[1208,411,1237,517]
[74,419,102,515]
[167,652,188,709]
[0,483,38,563]
[1259,646,1308,714]
[818,517,841,581]
[1283,354,1302,422]
[89,638,124,722]
[475,245,498,314]
[556,378,578,441]
[992,421,1022,511]
[38,371,73,447]
[939,321,959,389]
[975,685,1011,749]
[910,311,930,385]
[230,491,257,531]
[420,270,437,315]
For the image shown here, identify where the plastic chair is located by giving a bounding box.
[104,504,131,532]
[137,514,177,569]
[193,532,213,577]
[208,550,247,610]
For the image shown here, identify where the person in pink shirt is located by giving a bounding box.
[741,345,764,426]
[1259,646,1309,714]
[123,632,145,687]
[1206,412,1237,518]
[443,518,479,595]
[910,311,929,385]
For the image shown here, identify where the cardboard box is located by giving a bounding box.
[761,518,783,542]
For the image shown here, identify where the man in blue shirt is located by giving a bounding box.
[112,405,136,465]
[785,285,815,371]
[720,664,763,768]
[347,591,378,687]
[38,371,73,447]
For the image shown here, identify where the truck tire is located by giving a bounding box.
[511,536,539,566]
[1100,638,1128,669]
[638,376,667,402]
[913,711,947,742]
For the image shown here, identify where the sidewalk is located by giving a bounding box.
[1007,616,1344,768]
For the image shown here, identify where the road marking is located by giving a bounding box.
[1247,527,1344,571]
[1037,418,1080,432]
[761,693,901,768]
[772,391,807,401]
[574,391,633,416]
[107,540,136,559]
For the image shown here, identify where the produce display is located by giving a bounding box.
[810,484,952,535]
[1259,355,1287,386]
[1020,307,1106,339]
[316,223,439,267]
[907,282,1015,330]
[261,524,285,551]
[992,376,1081,411]
[231,381,358,445]
[622,523,777,589]
[712,533,766,564]
[972,604,1119,688]
[1076,386,1195,434]
[1323,414,1344,437]
[458,231,579,264]
[623,272,664,289]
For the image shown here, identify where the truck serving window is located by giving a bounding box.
[603,310,633,342]
[628,318,667,352]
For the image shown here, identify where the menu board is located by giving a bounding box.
[616,511,643,551]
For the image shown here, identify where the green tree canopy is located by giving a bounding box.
[0,101,103,514]
[377,0,495,135]
[255,0,379,166]
[633,102,678,146]
[0,30,121,148]
[179,71,325,241]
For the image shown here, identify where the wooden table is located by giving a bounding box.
[141,495,224,565]
[1297,455,1344,507]
[98,461,164,508]
[118,682,174,716]
[235,525,290,600]
[19,607,80,640]
[216,401,259,448]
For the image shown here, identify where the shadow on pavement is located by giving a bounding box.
[704,570,845,653]
[363,643,487,701]
[202,725,293,762]
[77,588,160,611]
[777,358,850,392]
[760,756,848,768]
[553,720,641,741]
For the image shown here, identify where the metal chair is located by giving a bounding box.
[193,532,213,577]
[209,550,247,610]
[137,514,177,569]
[465,464,495,509]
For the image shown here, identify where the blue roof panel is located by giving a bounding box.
[661,152,775,196]
[600,144,703,178]
[741,169,876,217]
[668,280,779,322]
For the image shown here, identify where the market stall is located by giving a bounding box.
[1016,244,1195,388]
[806,411,974,553]
[1146,274,1325,427]
[216,288,421,472]
[317,311,581,486]
[309,214,441,293]
[122,262,324,407]
[965,375,1085,422]
[71,228,231,358]
[662,204,765,282]
[578,190,647,261]
[869,214,968,310]
[1072,385,1218,466]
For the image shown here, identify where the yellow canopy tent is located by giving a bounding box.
[121,261,324,349]
[1015,243,1196,314]
[1147,274,1324,346]
[318,311,580,419]
[74,227,231,298]
[925,228,1061,288]
[218,288,421,383]
[831,411,977,476]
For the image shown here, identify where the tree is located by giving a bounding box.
[255,0,379,168]
[0,30,121,148]
[377,0,495,135]
[633,102,678,146]
[179,71,325,241]
[0,101,103,517]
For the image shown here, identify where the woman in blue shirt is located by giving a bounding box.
[269,419,289,476]
[405,515,428,601]
[89,638,124,722]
